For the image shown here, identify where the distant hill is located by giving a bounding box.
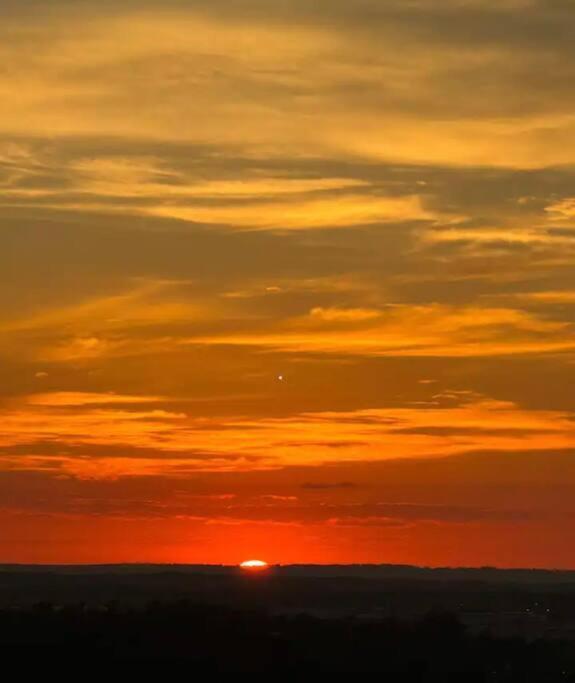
[2,562,575,584]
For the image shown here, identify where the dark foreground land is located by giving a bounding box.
[2,601,575,677]
[2,564,575,676]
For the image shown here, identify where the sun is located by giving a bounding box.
[240,559,269,571]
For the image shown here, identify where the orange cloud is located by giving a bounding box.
[1,390,574,480]
[190,304,574,358]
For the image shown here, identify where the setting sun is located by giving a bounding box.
[240,560,269,571]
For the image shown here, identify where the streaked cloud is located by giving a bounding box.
[1,390,574,481]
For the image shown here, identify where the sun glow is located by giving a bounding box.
[240,559,269,571]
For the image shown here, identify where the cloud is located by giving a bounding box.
[301,482,357,490]
[309,307,382,322]
[26,392,163,407]
[188,303,575,358]
[147,193,437,230]
[1,1,575,169]
[0,480,531,526]
[11,266,575,365]
[197,499,529,528]
[1,390,575,479]
[545,198,575,221]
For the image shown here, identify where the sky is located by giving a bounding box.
[2,0,575,567]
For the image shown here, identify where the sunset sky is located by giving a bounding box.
[2,0,575,567]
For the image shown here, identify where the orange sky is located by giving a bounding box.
[1,0,575,567]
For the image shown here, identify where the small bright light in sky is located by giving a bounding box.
[278,375,284,381]
[240,559,269,570]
